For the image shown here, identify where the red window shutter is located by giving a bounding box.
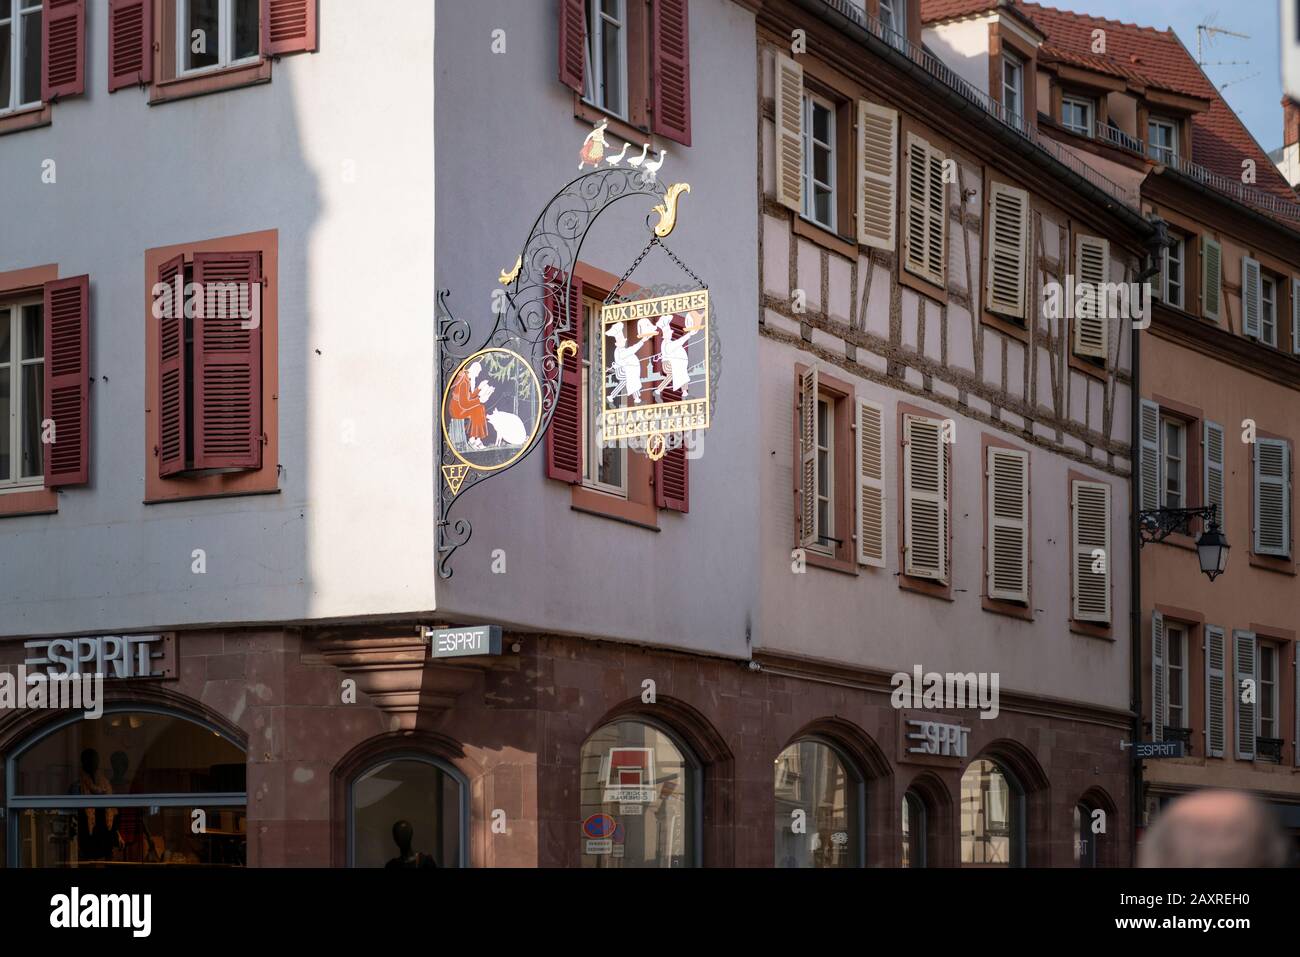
[652,312,689,511]
[263,0,319,56]
[108,0,153,92]
[558,0,586,94]
[544,267,583,484]
[193,252,263,471]
[43,275,90,488]
[651,0,691,146]
[43,0,86,101]
[157,255,187,477]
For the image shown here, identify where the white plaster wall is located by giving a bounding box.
[922,18,993,98]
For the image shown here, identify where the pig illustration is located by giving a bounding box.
[487,409,528,448]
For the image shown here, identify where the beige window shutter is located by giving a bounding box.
[1139,399,1161,512]
[775,53,804,213]
[986,446,1029,602]
[1253,438,1290,556]
[856,399,886,567]
[1072,234,1109,359]
[924,144,947,285]
[1234,630,1257,760]
[1204,625,1227,758]
[903,134,946,287]
[1151,610,1166,742]
[904,414,947,581]
[1201,237,1222,321]
[985,182,1030,319]
[1071,479,1111,622]
[798,367,819,548]
[857,101,898,250]
[1204,420,1225,525]
[1241,256,1262,339]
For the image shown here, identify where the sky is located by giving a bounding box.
[1068,0,1285,151]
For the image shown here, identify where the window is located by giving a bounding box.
[177,0,260,77]
[579,719,698,868]
[986,445,1029,603]
[773,739,863,868]
[901,791,926,867]
[350,756,464,867]
[1162,418,1185,509]
[7,709,246,867]
[582,0,627,119]
[1166,622,1188,730]
[903,133,947,288]
[1148,117,1178,163]
[961,758,1022,867]
[582,297,626,495]
[1071,479,1111,624]
[1201,236,1223,321]
[1001,52,1023,124]
[1259,643,1279,742]
[1074,803,1098,867]
[0,296,43,489]
[1072,234,1110,359]
[1161,235,1184,309]
[903,413,949,582]
[796,368,858,568]
[879,0,908,49]
[1205,625,1228,758]
[1261,274,1278,347]
[0,0,42,114]
[1061,95,1093,137]
[985,182,1030,320]
[801,93,837,232]
[1253,438,1292,557]
[813,397,833,551]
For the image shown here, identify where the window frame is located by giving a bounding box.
[581,296,628,498]
[176,0,262,80]
[1147,117,1179,163]
[0,0,43,115]
[772,736,865,868]
[801,91,838,234]
[1060,94,1094,137]
[1259,642,1279,741]
[879,0,908,48]
[0,295,44,490]
[581,0,629,121]
[902,790,927,868]
[345,751,469,868]
[1161,235,1185,309]
[1161,416,1186,510]
[1261,273,1279,347]
[960,757,1025,868]
[1165,621,1189,730]
[1001,51,1023,124]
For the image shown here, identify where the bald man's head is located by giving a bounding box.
[1139,790,1287,868]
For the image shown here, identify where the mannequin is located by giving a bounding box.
[385,820,437,868]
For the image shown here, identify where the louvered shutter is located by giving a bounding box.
[1204,421,1225,526]
[653,313,688,512]
[904,415,947,581]
[903,135,946,287]
[985,183,1029,319]
[1242,256,1262,339]
[157,255,187,477]
[924,143,947,285]
[1071,480,1110,623]
[1234,630,1257,760]
[1201,237,1222,321]
[42,0,85,101]
[1294,646,1299,765]
[651,0,691,146]
[986,447,1028,601]
[1292,278,1300,355]
[1205,625,1226,758]
[856,399,885,567]
[774,53,803,212]
[857,101,897,250]
[43,275,90,488]
[797,367,819,548]
[108,0,152,92]
[1139,399,1161,512]
[193,252,263,470]
[544,267,583,484]
[1254,438,1291,556]
[263,0,318,56]
[1150,611,1166,742]
[1073,234,1109,359]
[558,0,586,93]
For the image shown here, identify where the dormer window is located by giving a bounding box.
[1148,117,1179,163]
[880,0,908,48]
[1002,51,1024,124]
[1061,95,1094,137]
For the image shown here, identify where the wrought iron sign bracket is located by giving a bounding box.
[1138,504,1217,546]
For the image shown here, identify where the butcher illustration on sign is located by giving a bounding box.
[441,348,542,473]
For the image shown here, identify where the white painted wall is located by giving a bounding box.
[0,0,437,637]
[923,17,993,98]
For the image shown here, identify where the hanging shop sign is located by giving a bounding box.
[24,634,176,681]
[897,712,970,765]
[440,348,541,496]
[1132,740,1185,760]
[423,624,503,659]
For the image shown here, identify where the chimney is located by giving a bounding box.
[1285,96,1300,148]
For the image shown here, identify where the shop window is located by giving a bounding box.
[6,708,246,867]
[1074,803,1098,867]
[960,758,1022,867]
[349,755,464,868]
[773,738,863,868]
[579,719,698,868]
[901,790,926,867]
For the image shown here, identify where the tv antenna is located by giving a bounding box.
[1195,17,1250,69]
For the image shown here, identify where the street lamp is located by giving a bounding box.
[1138,504,1229,582]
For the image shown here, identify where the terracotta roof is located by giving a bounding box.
[919,0,1004,21]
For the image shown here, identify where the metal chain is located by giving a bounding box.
[605,237,708,305]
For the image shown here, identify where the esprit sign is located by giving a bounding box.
[423,625,502,659]
[897,711,970,765]
[24,635,172,680]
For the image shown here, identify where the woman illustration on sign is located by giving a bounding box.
[579,118,610,170]
[653,311,703,399]
[449,361,494,450]
[606,324,652,405]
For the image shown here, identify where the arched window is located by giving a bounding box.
[960,758,1023,867]
[901,790,927,867]
[349,755,466,868]
[579,718,699,868]
[1074,802,1100,867]
[6,707,246,867]
[773,738,863,867]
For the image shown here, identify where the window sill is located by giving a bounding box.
[570,482,659,530]
[792,215,857,260]
[1248,552,1297,576]
[574,98,652,152]
[982,595,1033,621]
[150,58,272,105]
[899,265,948,305]
[144,484,279,506]
[0,104,51,137]
[1070,619,1114,641]
[802,546,858,576]
[0,487,59,518]
[1068,351,1108,382]
[981,310,1031,345]
[898,573,953,601]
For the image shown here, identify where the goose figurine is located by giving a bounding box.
[625,143,650,168]
[606,141,631,165]
[640,148,668,182]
